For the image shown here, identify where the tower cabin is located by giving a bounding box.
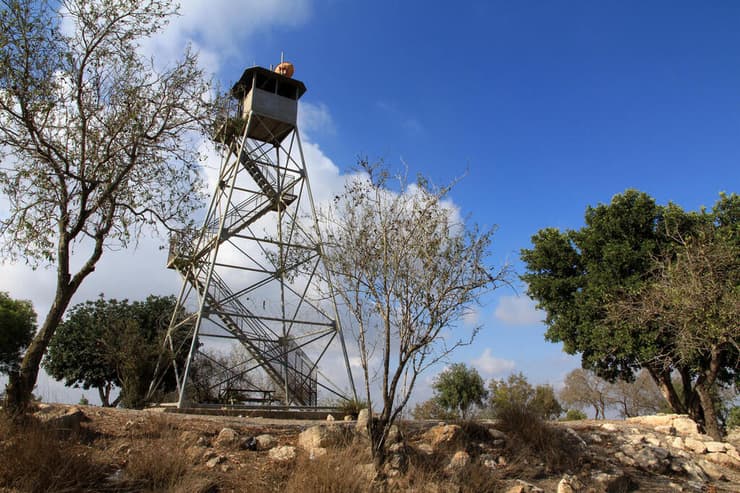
[226,64,307,145]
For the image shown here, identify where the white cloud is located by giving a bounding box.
[140,0,312,72]
[494,295,544,326]
[471,348,515,377]
[299,101,336,138]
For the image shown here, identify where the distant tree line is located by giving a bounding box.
[412,364,684,422]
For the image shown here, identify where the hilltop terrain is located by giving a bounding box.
[1,403,739,492]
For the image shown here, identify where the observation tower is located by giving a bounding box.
[148,61,356,409]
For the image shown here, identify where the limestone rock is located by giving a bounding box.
[674,458,707,482]
[698,459,726,480]
[672,417,700,436]
[298,425,343,450]
[705,441,728,453]
[670,436,685,450]
[557,474,584,493]
[205,455,225,468]
[488,428,507,440]
[705,452,740,468]
[268,445,296,461]
[684,437,707,454]
[654,425,675,435]
[505,480,545,493]
[386,424,401,444]
[424,424,462,449]
[356,409,370,436]
[414,441,434,456]
[214,427,239,448]
[592,471,635,493]
[255,434,277,451]
[633,446,671,473]
[446,450,470,470]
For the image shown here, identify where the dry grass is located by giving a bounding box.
[283,440,373,493]
[0,414,108,492]
[495,405,582,474]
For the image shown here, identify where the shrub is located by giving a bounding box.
[496,404,582,473]
[563,409,588,421]
[727,406,740,430]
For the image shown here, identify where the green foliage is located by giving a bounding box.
[488,372,563,420]
[44,295,190,408]
[727,406,740,430]
[0,0,213,411]
[0,292,36,375]
[521,190,739,438]
[432,363,488,419]
[563,409,588,421]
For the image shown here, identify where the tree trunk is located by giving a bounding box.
[647,366,686,414]
[369,416,388,477]
[695,382,722,440]
[5,286,74,414]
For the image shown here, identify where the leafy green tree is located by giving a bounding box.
[432,363,488,419]
[0,292,36,376]
[522,191,738,438]
[488,372,563,419]
[531,384,564,420]
[43,295,190,408]
[0,0,213,412]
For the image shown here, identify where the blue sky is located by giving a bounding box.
[2,0,738,405]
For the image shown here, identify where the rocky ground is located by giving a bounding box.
[4,403,740,492]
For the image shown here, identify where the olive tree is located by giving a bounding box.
[0,0,213,411]
[43,295,190,408]
[317,162,508,470]
[0,292,36,376]
[522,191,738,439]
[432,363,488,419]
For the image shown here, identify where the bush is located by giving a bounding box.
[337,397,369,417]
[727,406,740,430]
[563,409,588,421]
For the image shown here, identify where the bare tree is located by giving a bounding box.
[0,0,213,411]
[316,161,509,471]
[559,368,610,419]
[607,369,666,418]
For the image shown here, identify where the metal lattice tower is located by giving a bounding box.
[148,64,356,408]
